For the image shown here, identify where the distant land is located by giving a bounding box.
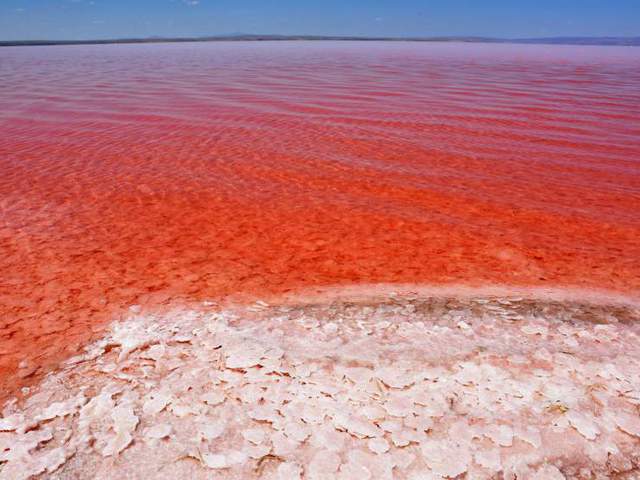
[1,34,639,47]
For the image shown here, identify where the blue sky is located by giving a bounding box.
[1,0,638,41]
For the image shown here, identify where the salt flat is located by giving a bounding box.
[2,288,640,479]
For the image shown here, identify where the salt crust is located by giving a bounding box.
[1,295,640,479]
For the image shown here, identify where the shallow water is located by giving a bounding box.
[1,41,640,399]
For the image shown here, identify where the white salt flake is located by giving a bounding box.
[79,391,116,431]
[238,384,264,404]
[338,461,372,480]
[368,437,390,454]
[140,343,166,361]
[94,361,117,374]
[421,440,470,478]
[200,391,225,406]
[38,446,67,474]
[361,405,387,421]
[283,421,310,443]
[484,424,514,446]
[404,415,434,432]
[407,473,440,480]
[271,431,300,456]
[35,394,86,422]
[225,344,265,369]
[169,402,199,418]
[277,461,303,480]
[566,411,600,440]
[0,414,23,432]
[173,334,193,343]
[242,428,265,445]
[226,450,248,465]
[144,423,172,440]
[475,449,502,472]
[1,428,53,463]
[201,453,228,469]
[391,429,419,447]
[532,464,566,480]
[614,411,640,437]
[384,395,415,417]
[310,425,346,452]
[198,421,226,441]
[379,420,403,433]
[521,324,548,336]
[309,451,341,480]
[142,392,172,415]
[248,404,280,423]
[301,403,325,425]
[333,413,381,438]
[563,337,579,349]
[376,367,415,389]
[342,367,373,385]
[392,450,416,469]
[515,426,542,448]
[110,321,158,362]
[102,404,138,456]
[246,444,271,459]
[103,430,133,457]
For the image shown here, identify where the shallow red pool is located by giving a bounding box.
[1,41,639,399]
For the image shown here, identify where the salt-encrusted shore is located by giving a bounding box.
[2,286,640,479]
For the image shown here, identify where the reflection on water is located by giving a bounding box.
[0,41,639,399]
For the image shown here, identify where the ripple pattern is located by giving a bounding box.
[1,41,639,400]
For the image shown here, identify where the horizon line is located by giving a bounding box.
[1,34,639,48]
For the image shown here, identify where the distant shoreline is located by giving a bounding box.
[1,34,639,48]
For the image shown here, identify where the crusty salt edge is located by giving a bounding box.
[260,283,640,309]
[1,292,640,479]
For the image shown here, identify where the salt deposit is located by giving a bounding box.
[1,292,640,479]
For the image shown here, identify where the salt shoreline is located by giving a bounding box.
[2,285,640,479]
[252,283,640,309]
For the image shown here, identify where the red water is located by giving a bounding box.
[1,41,639,399]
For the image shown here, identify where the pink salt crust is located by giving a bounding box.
[1,285,640,479]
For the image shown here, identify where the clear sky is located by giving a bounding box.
[1,0,638,41]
